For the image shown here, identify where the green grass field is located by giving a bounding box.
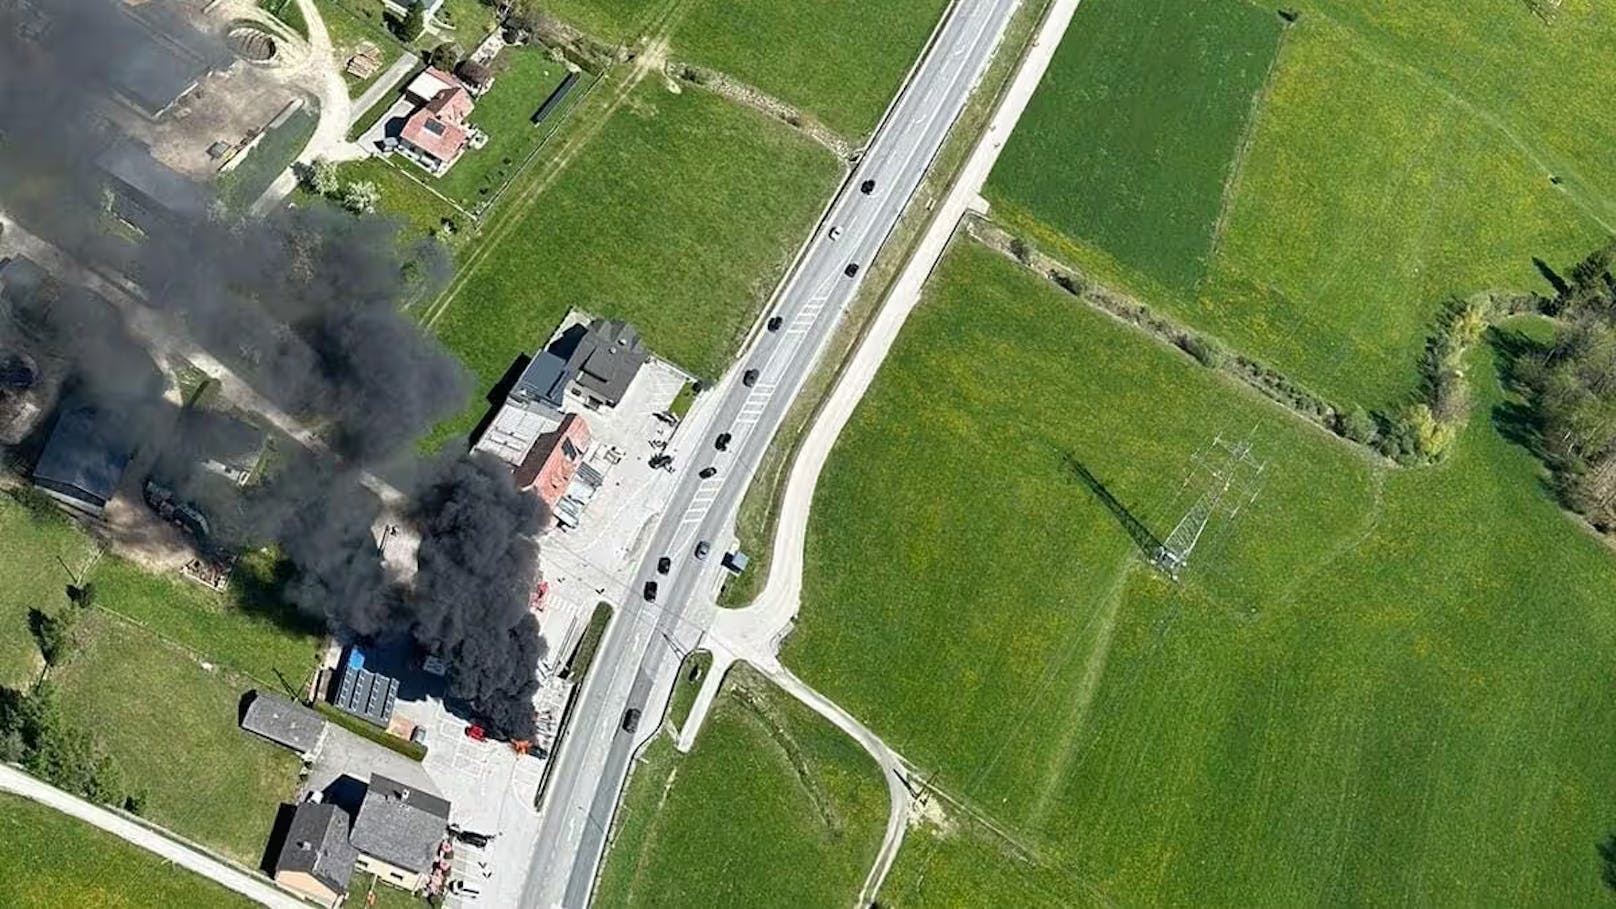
[327,156,463,241]
[0,793,258,908]
[993,0,1616,411]
[0,497,97,688]
[215,108,320,211]
[52,614,303,864]
[670,0,949,137]
[434,49,574,207]
[431,77,838,434]
[987,0,1282,294]
[537,0,656,42]
[88,553,321,688]
[789,241,1616,904]
[596,664,888,908]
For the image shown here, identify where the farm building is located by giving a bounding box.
[32,404,130,517]
[240,690,327,760]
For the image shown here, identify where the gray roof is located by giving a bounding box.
[559,319,647,407]
[512,351,572,411]
[241,690,325,754]
[97,140,211,225]
[0,255,50,307]
[349,775,450,873]
[182,410,266,472]
[108,0,226,117]
[33,405,130,511]
[275,802,356,894]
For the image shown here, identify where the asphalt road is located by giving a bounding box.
[522,0,1021,904]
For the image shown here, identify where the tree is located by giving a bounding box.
[340,181,380,215]
[30,608,76,667]
[399,0,426,42]
[505,0,546,36]
[428,41,459,71]
[304,158,340,197]
[1337,405,1377,445]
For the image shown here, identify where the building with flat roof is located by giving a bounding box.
[272,802,356,908]
[240,690,327,760]
[32,405,130,517]
[331,646,399,727]
[349,774,450,892]
[473,351,572,467]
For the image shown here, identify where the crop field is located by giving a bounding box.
[987,0,1282,295]
[0,497,97,688]
[992,0,1616,411]
[430,77,838,436]
[53,614,303,863]
[670,0,950,137]
[0,793,257,908]
[595,664,887,908]
[789,242,1616,904]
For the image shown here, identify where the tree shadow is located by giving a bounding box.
[25,608,51,657]
[1597,832,1616,892]
[1055,448,1165,561]
[231,553,326,640]
[1534,256,1571,297]
[465,353,531,452]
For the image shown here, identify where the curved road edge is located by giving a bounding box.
[0,763,315,909]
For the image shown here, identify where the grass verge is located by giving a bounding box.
[563,601,613,680]
[215,108,320,212]
[664,648,711,731]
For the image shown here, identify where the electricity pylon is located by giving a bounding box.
[1154,433,1265,580]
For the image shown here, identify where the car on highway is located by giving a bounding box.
[767,315,783,332]
[621,708,641,733]
[844,263,860,277]
[698,466,717,479]
[715,432,731,451]
[828,225,843,241]
[643,580,657,601]
[860,178,876,194]
[743,368,759,387]
[695,541,711,560]
[657,556,671,574]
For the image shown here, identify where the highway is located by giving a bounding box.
[522,0,1021,904]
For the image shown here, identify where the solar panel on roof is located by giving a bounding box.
[424,119,446,136]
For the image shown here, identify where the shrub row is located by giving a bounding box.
[314,701,427,761]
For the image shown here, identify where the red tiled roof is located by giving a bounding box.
[400,105,468,166]
[425,85,473,123]
[514,413,592,510]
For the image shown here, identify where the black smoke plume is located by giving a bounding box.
[0,0,545,737]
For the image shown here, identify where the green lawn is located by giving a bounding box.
[534,0,656,42]
[330,156,463,241]
[994,0,1616,411]
[434,49,573,208]
[358,873,428,909]
[790,241,1616,905]
[313,0,406,91]
[431,77,839,434]
[87,552,321,689]
[596,664,888,908]
[0,496,97,689]
[665,649,712,732]
[670,0,950,137]
[215,108,320,211]
[0,793,258,908]
[258,0,310,39]
[52,614,303,864]
[988,0,1282,295]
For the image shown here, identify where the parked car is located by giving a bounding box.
[644,580,658,601]
[844,263,860,277]
[410,727,428,747]
[622,708,641,733]
[465,724,486,742]
[695,540,711,560]
[860,178,876,194]
[767,315,784,332]
[715,432,732,451]
[657,556,672,574]
[743,368,759,387]
[828,225,843,241]
[649,453,672,469]
[698,466,717,479]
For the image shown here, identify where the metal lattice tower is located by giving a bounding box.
[1153,433,1266,580]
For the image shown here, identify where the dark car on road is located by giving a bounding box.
[743,368,759,387]
[657,556,671,574]
[698,466,717,479]
[695,541,711,560]
[649,453,672,469]
[767,315,784,332]
[715,432,731,451]
[844,263,860,277]
[860,178,876,194]
[622,708,641,733]
[643,580,658,601]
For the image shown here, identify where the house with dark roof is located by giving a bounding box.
[349,774,450,892]
[398,67,476,175]
[554,319,648,409]
[240,690,327,760]
[514,412,591,524]
[32,405,130,517]
[331,645,399,727]
[272,801,357,908]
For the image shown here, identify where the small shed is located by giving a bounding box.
[241,690,327,759]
